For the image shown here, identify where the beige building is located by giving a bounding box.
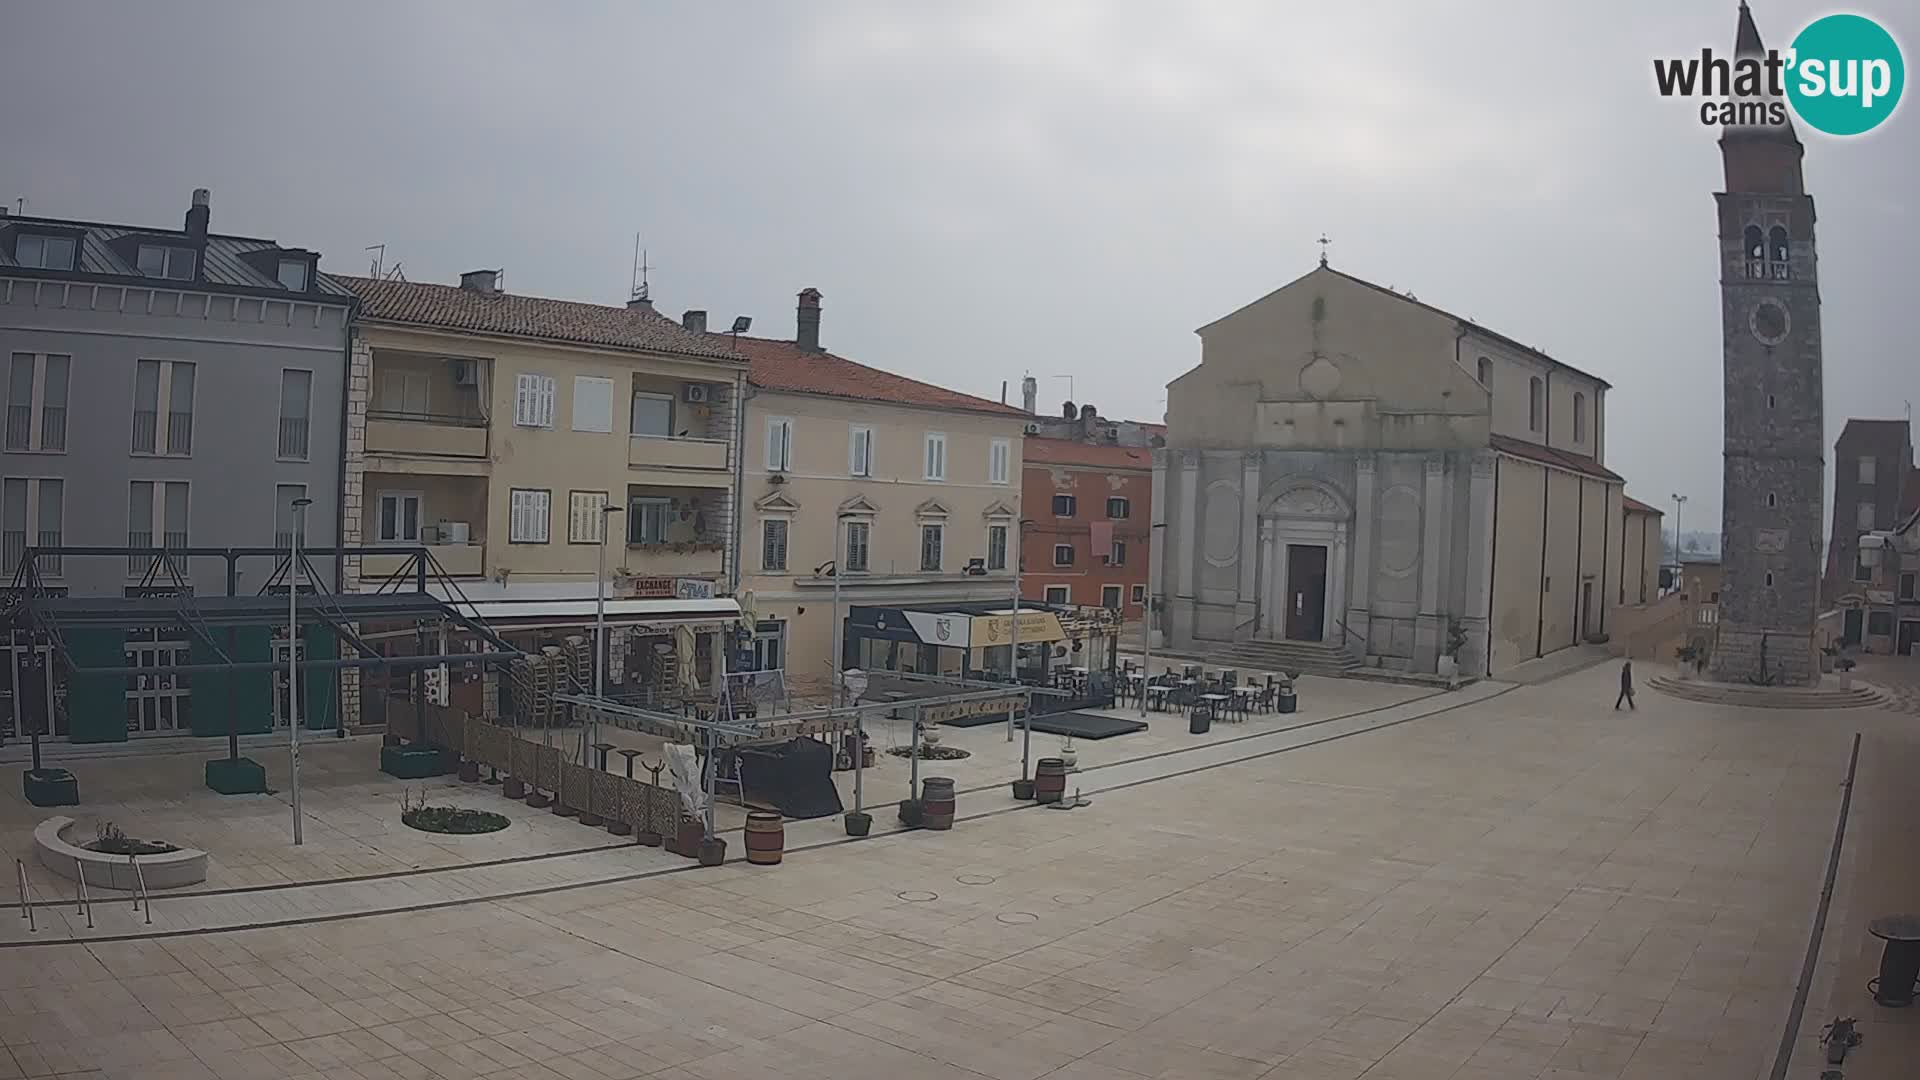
[719,290,1030,692]
[337,271,748,721]
[1153,261,1626,676]
[1619,496,1663,608]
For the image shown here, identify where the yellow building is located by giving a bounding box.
[338,271,748,721]
[719,289,1031,694]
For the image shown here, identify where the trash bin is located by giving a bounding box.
[1189,703,1212,734]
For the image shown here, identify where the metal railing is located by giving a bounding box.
[2,531,23,574]
[277,416,309,459]
[129,854,151,925]
[73,857,92,929]
[131,409,157,452]
[128,531,155,574]
[14,859,33,933]
[4,405,30,450]
[40,405,65,450]
[36,530,60,576]
[166,410,193,454]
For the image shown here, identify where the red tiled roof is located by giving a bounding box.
[723,335,1026,416]
[1621,495,1662,515]
[1489,433,1624,483]
[1023,438,1153,470]
[341,276,742,361]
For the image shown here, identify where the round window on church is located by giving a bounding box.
[1750,300,1790,346]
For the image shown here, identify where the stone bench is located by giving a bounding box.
[32,816,209,891]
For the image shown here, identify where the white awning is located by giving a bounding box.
[447,595,740,630]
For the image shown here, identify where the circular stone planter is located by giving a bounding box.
[401,807,510,835]
[34,816,208,890]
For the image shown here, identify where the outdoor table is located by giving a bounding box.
[1199,692,1231,723]
[591,742,615,771]
[1869,914,1920,1007]
[1232,685,1260,716]
[616,748,644,779]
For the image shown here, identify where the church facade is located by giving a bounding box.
[1150,264,1624,677]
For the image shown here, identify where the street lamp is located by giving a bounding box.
[593,502,624,759]
[1007,518,1034,744]
[1670,493,1688,565]
[1140,522,1168,718]
[288,497,313,846]
[829,511,860,814]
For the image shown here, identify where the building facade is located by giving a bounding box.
[1150,261,1622,677]
[1,190,353,740]
[1619,497,1663,608]
[1824,418,1912,608]
[1706,5,1826,686]
[728,290,1029,694]
[1020,438,1152,614]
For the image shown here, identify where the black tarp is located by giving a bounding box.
[721,737,844,820]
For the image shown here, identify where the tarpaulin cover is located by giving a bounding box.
[722,737,844,820]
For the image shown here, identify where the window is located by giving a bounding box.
[1,477,61,576]
[13,234,74,270]
[1854,557,1872,582]
[277,370,311,460]
[1528,376,1543,433]
[1053,494,1077,517]
[571,376,614,433]
[920,524,944,571]
[1766,493,1776,508]
[125,628,191,734]
[748,620,785,673]
[989,438,1011,485]
[514,373,556,428]
[1859,457,1877,484]
[1476,356,1492,389]
[849,425,872,477]
[509,489,551,543]
[1044,585,1070,604]
[5,352,68,452]
[1106,497,1130,519]
[136,244,195,280]
[1131,584,1146,604]
[627,496,669,544]
[1572,392,1587,444]
[128,481,189,575]
[1108,541,1127,566]
[377,491,422,542]
[630,392,673,437]
[1054,543,1075,567]
[277,259,308,291]
[987,524,1008,571]
[274,484,306,548]
[761,519,789,571]
[1857,502,1876,531]
[923,432,947,481]
[377,371,431,416]
[567,491,610,543]
[765,417,793,471]
[1768,225,1790,279]
[1901,572,1916,601]
[1766,572,1776,587]
[1768,394,1776,410]
[1869,611,1894,637]
[1101,585,1123,610]
[1744,224,1765,277]
[132,359,195,454]
[844,521,870,572]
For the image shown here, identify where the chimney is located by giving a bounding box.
[796,288,823,353]
[185,188,210,238]
[627,296,655,313]
[1021,376,1038,415]
[1062,400,1077,420]
[682,309,707,334]
[459,269,499,294]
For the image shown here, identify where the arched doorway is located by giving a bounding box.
[1257,481,1352,642]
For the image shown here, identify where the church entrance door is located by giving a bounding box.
[1285,544,1328,642]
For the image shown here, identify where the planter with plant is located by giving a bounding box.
[1438,620,1468,682]
[1832,654,1857,688]
[844,810,872,837]
[87,821,180,856]
[1276,672,1299,714]
[1675,643,1701,679]
[400,788,510,834]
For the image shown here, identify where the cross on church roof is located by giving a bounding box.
[1317,234,1331,267]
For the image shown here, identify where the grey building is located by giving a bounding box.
[1705,5,1826,686]
[1824,417,1912,614]
[1,190,353,738]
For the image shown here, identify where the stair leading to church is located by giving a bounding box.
[1207,639,1363,679]
[1646,675,1889,710]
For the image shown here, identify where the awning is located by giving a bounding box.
[444,595,740,632]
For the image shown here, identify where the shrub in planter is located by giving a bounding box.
[22,767,78,807]
[88,821,180,856]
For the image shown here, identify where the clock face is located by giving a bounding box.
[1751,300,1790,345]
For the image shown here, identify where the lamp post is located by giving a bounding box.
[288,497,313,846]
[1670,493,1687,565]
[1140,522,1167,717]
[830,512,861,814]
[1006,518,1032,743]
[593,502,623,760]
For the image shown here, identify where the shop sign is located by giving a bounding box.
[972,611,1066,644]
[923,694,1024,725]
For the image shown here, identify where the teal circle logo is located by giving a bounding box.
[1786,14,1904,136]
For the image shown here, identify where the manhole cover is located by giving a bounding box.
[897,890,938,903]
[955,874,997,886]
[1052,892,1092,906]
[996,912,1039,925]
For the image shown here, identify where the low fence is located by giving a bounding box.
[405,705,681,837]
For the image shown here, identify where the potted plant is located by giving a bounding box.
[1011,777,1036,800]
[1438,620,1468,682]
[844,810,872,837]
[1058,738,1078,772]
[1276,672,1299,714]
[1819,643,1840,674]
[1675,643,1700,679]
[1832,655,1857,689]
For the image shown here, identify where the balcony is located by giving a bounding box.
[627,434,730,479]
[365,411,488,461]
[361,542,487,581]
[619,543,725,580]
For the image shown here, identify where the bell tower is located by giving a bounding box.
[1706,2,1825,686]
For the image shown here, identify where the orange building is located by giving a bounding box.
[1020,437,1153,614]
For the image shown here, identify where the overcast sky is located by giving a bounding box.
[3,1,1913,529]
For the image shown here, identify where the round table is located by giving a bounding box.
[1869,914,1920,1007]
[1232,685,1261,715]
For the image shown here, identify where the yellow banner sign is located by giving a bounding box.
[971,612,1066,645]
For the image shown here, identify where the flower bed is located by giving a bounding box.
[886,744,971,761]
[402,805,510,835]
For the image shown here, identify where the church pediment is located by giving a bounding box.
[839,494,881,516]
[754,491,802,514]
[1260,480,1351,519]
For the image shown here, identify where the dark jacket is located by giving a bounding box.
[1620,662,1634,690]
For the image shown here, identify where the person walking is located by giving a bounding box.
[1615,659,1635,710]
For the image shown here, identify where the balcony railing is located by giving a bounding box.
[35,530,60,576]
[2,531,22,573]
[167,411,193,454]
[132,410,157,453]
[39,406,64,451]
[627,433,731,473]
[362,542,486,579]
[365,411,488,459]
[5,405,29,450]
[278,417,309,459]
[128,530,153,575]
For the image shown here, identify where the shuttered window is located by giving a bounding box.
[568,491,608,543]
[514,373,555,428]
[509,489,550,543]
[849,425,872,477]
[571,376,613,433]
[766,417,794,471]
[924,432,947,481]
[762,519,789,571]
[989,438,1010,485]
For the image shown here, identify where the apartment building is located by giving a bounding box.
[724,289,1029,692]
[1825,418,1913,606]
[1021,437,1152,614]
[0,190,352,740]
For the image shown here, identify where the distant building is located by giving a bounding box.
[1824,417,1912,605]
[1677,554,1724,645]
[1020,437,1152,616]
[1619,496,1663,607]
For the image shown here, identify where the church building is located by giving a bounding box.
[1149,261,1624,677]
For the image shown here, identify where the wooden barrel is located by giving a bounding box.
[920,777,956,830]
[1034,758,1068,804]
[744,811,785,865]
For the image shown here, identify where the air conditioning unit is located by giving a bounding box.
[964,558,987,576]
[683,383,710,403]
[439,521,471,543]
[1024,423,1039,435]
[450,359,479,386]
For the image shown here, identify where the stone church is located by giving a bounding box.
[1150,262,1627,677]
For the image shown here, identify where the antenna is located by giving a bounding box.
[630,234,654,302]
[1317,233,1331,266]
[365,244,385,277]
[13,197,23,216]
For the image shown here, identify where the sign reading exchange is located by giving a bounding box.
[973,611,1067,645]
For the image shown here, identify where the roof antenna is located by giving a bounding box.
[1317,233,1331,267]
[630,233,654,303]
[365,244,385,278]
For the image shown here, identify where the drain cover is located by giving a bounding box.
[955,874,997,886]
[1052,892,1092,905]
[996,911,1039,925]
[897,890,938,903]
